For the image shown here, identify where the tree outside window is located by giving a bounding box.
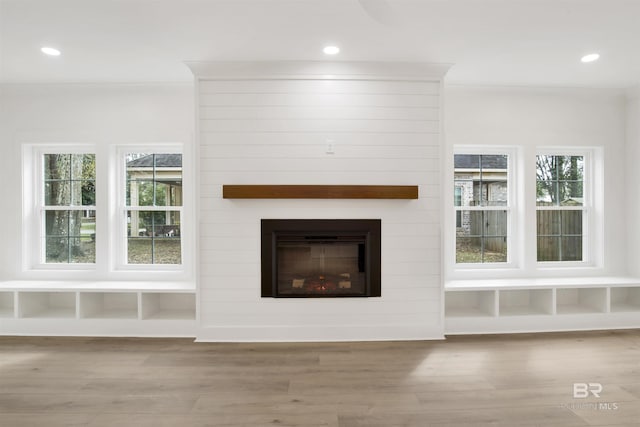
[43,154,96,263]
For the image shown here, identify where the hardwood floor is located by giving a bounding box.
[1,330,639,426]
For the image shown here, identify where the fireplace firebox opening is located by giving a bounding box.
[261,219,381,298]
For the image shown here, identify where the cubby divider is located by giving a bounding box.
[0,292,15,318]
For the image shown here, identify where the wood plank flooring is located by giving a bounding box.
[1,330,639,426]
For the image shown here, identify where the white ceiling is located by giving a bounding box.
[1,0,639,88]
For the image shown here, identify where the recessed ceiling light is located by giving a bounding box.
[323,45,340,55]
[581,53,600,63]
[41,47,61,56]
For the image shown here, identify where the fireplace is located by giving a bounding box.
[261,219,381,297]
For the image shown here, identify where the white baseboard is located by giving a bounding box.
[195,324,445,342]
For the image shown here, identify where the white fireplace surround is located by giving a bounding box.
[190,61,449,341]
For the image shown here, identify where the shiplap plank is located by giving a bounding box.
[384,222,442,236]
[200,287,440,303]
[197,274,441,290]
[199,79,440,95]
[200,250,259,264]
[200,132,440,147]
[198,206,440,224]
[200,144,439,160]
[199,92,440,108]
[199,300,441,317]
[385,261,441,276]
[199,171,440,186]
[382,248,442,264]
[199,223,260,238]
[206,157,439,173]
[200,105,440,121]
[200,118,439,134]
[200,312,437,326]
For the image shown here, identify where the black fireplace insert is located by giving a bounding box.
[261,219,381,297]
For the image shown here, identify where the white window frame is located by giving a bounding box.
[115,144,185,272]
[23,144,97,271]
[451,146,517,271]
[22,142,192,280]
[535,148,595,268]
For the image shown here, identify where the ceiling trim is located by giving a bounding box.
[185,61,453,81]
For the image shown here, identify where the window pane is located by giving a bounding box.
[126,153,182,207]
[153,238,182,264]
[559,180,584,206]
[536,210,561,235]
[127,210,181,265]
[128,238,153,264]
[562,237,583,261]
[130,181,155,206]
[536,155,583,206]
[45,181,71,206]
[454,154,508,207]
[537,237,560,261]
[44,154,70,180]
[44,210,95,263]
[456,210,508,263]
[44,154,95,207]
[537,210,583,261]
[562,210,583,235]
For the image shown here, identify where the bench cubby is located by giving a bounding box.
[610,287,640,312]
[79,292,139,319]
[0,281,196,337]
[19,291,77,318]
[445,290,496,317]
[141,292,196,320]
[556,287,607,314]
[498,289,553,316]
[445,277,640,334]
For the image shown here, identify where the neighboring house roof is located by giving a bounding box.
[127,153,182,168]
[454,154,507,169]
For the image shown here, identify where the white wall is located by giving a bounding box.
[0,83,194,280]
[192,62,447,341]
[445,85,628,279]
[626,88,640,277]
[2,78,632,339]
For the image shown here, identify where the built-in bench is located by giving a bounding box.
[445,276,640,334]
[0,280,196,337]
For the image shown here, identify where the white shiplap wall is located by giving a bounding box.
[190,62,448,341]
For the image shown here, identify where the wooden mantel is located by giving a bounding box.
[222,185,419,199]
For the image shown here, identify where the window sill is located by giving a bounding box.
[445,276,640,291]
[0,280,195,292]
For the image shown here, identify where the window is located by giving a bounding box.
[23,144,189,276]
[536,154,586,262]
[41,153,96,264]
[124,152,182,265]
[454,153,510,264]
